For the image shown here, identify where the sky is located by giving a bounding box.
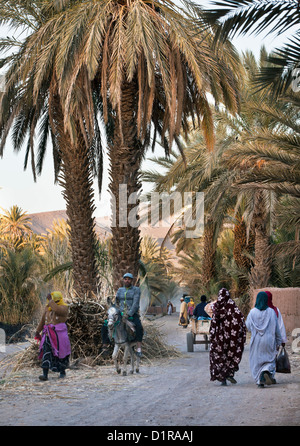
[0,1,297,218]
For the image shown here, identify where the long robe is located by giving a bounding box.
[209,294,246,382]
[246,307,282,384]
[179,301,188,326]
[39,323,71,373]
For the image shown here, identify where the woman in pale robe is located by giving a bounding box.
[246,291,282,387]
[179,297,188,327]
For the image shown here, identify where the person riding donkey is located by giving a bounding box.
[102,272,144,357]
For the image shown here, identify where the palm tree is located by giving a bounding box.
[225,93,300,279]
[32,0,241,289]
[227,100,300,199]
[0,205,32,237]
[0,205,33,249]
[144,50,292,296]
[232,208,255,294]
[0,1,102,298]
[220,49,300,290]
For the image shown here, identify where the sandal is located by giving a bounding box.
[262,372,273,386]
[226,376,237,384]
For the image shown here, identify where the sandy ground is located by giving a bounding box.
[0,312,299,427]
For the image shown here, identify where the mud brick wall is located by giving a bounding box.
[252,288,300,337]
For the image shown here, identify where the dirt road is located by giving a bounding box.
[0,313,299,427]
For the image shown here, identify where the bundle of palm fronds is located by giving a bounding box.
[66,295,107,362]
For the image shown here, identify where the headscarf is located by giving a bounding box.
[212,288,232,320]
[254,291,269,311]
[265,290,278,317]
[47,291,67,311]
[217,288,230,301]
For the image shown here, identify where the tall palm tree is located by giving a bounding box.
[214,52,281,290]
[35,0,241,289]
[0,1,102,298]
[144,49,300,305]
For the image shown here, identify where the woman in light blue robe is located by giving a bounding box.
[246,292,282,387]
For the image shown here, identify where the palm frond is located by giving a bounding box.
[203,0,300,39]
[43,262,73,282]
[254,34,300,96]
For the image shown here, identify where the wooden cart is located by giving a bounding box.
[186,318,211,352]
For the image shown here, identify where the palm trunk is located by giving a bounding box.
[60,141,99,297]
[201,217,216,288]
[50,91,99,298]
[249,190,271,291]
[233,215,254,296]
[108,81,143,291]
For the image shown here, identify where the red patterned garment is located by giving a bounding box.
[209,288,246,382]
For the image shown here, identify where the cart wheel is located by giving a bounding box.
[187,332,194,352]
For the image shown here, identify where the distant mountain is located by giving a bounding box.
[28,210,112,240]
[28,210,68,234]
[28,210,175,250]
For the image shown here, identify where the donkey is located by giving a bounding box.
[107,305,141,376]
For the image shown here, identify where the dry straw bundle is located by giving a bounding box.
[67,295,107,363]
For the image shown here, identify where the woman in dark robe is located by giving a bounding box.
[209,288,246,386]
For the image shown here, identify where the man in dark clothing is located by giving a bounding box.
[193,295,211,319]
